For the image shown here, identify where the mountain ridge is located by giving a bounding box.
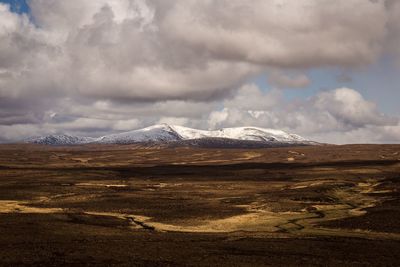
[27,124,317,147]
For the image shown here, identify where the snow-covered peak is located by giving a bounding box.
[169,125,306,142]
[142,123,175,132]
[213,127,306,142]
[168,125,210,139]
[27,124,312,146]
[97,123,182,144]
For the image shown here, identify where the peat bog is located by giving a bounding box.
[0,144,399,266]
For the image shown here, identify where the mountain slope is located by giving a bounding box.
[27,124,315,147]
[97,124,182,144]
[27,135,96,145]
[170,125,306,142]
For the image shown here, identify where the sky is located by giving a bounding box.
[0,0,400,144]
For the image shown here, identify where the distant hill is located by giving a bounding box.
[27,124,318,147]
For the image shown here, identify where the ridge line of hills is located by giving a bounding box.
[26,124,318,148]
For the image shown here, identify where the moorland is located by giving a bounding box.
[0,144,399,266]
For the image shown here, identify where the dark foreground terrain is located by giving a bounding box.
[0,144,399,266]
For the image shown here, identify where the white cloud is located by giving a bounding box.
[0,0,394,102]
[0,84,399,144]
[314,88,394,127]
[114,119,140,131]
[205,84,399,144]
[0,1,399,143]
[158,117,189,126]
[208,108,229,129]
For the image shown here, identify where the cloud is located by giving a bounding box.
[158,117,189,126]
[205,84,399,144]
[268,71,311,88]
[208,109,229,129]
[0,1,399,143]
[113,119,140,131]
[313,88,394,127]
[0,0,394,102]
[0,83,399,144]
[385,0,400,64]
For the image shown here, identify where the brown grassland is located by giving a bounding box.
[0,144,399,266]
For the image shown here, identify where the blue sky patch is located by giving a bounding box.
[0,0,29,14]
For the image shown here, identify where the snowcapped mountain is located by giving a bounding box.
[175,126,306,143]
[97,124,182,144]
[27,124,315,147]
[27,135,97,145]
